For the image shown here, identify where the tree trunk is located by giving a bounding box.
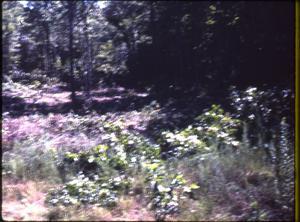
[150,2,158,83]
[3,24,11,75]
[43,21,51,76]
[68,2,76,103]
[82,2,92,98]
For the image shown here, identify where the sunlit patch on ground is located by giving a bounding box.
[2,179,52,221]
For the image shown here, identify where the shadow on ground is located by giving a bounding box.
[2,89,154,117]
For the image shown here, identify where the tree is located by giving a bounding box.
[2,1,24,76]
[103,1,293,91]
[3,1,293,92]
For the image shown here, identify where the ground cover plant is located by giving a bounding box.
[2,82,294,220]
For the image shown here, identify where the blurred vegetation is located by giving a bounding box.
[2,1,294,221]
[2,1,293,92]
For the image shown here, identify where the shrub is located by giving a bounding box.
[46,120,195,220]
[44,99,293,221]
[230,86,294,220]
[47,172,126,207]
[160,104,241,158]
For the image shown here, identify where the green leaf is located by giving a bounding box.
[94,144,109,153]
[175,174,187,184]
[190,183,200,190]
[65,152,79,161]
[147,162,160,171]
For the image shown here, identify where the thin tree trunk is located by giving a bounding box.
[68,2,76,103]
[83,2,92,98]
[150,2,158,83]
[44,22,51,76]
[3,24,11,75]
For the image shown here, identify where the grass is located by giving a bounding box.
[2,82,294,221]
[2,179,54,221]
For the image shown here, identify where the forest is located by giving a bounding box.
[2,1,295,221]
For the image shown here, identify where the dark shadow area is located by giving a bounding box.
[2,95,26,108]
[145,94,220,139]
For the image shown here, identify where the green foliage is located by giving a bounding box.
[161,104,240,158]
[46,125,136,207]
[144,162,191,220]
[47,172,128,207]
[3,0,292,89]
[230,87,294,219]
[46,119,196,220]
[46,102,294,220]
[230,87,292,147]
[2,138,61,182]
[2,94,293,221]
[195,104,240,146]
[276,117,294,215]
[2,91,292,221]
[2,1,293,220]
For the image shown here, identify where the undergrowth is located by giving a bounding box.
[2,86,294,221]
